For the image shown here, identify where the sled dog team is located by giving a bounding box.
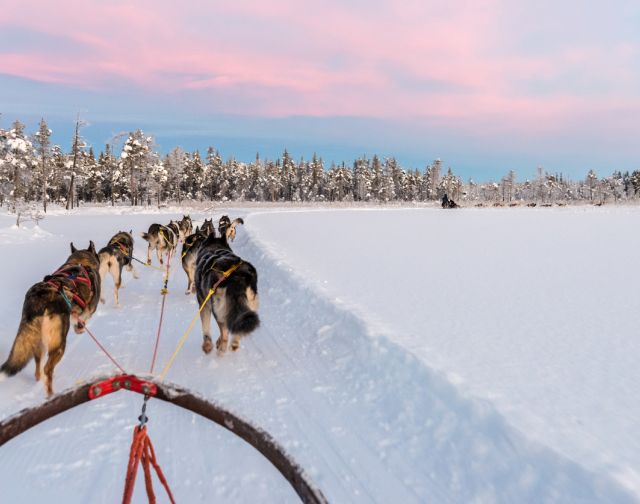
[0,214,259,396]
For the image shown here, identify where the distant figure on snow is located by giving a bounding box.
[442,193,459,209]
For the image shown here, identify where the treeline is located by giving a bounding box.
[1,116,639,212]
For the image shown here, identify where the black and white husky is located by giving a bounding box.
[195,232,259,355]
[0,242,101,395]
[181,226,209,295]
[98,231,139,306]
[141,222,178,265]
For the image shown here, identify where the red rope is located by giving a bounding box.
[122,426,175,504]
[77,316,127,374]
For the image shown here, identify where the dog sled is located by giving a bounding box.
[0,374,327,504]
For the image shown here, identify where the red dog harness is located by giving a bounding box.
[46,264,93,310]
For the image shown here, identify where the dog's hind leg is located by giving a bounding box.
[186,265,195,295]
[200,304,214,354]
[216,320,229,355]
[157,245,164,265]
[33,341,43,381]
[231,334,241,352]
[112,261,122,306]
[99,259,110,304]
[42,314,69,396]
[127,263,140,279]
[146,242,152,265]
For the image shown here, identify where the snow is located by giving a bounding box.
[7,138,29,153]
[0,223,54,244]
[0,206,638,503]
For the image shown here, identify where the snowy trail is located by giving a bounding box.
[0,209,636,502]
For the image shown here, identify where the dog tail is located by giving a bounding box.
[230,310,260,335]
[140,231,150,242]
[227,285,260,336]
[0,319,40,378]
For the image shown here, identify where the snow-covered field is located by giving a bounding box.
[0,205,638,503]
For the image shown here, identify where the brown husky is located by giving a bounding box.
[141,222,178,265]
[98,231,139,306]
[0,242,101,395]
[178,215,193,240]
[217,215,244,242]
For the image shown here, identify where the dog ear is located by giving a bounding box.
[195,226,200,233]
[70,242,77,253]
[89,241,96,254]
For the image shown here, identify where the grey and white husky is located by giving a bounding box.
[0,242,101,395]
[181,225,210,295]
[195,231,259,355]
[141,222,178,265]
[98,230,139,306]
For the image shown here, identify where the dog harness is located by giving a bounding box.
[111,239,131,258]
[45,264,93,311]
[181,235,203,259]
[159,227,175,247]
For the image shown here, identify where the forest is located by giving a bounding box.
[2,117,638,213]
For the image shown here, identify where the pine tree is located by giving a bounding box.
[205,147,223,201]
[353,157,371,201]
[32,118,52,211]
[119,130,155,205]
[82,147,101,202]
[2,120,36,211]
[309,153,325,201]
[280,149,297,201]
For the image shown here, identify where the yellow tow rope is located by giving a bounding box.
[158,262,242,380]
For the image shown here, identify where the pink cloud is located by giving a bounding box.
[1,0,639,131]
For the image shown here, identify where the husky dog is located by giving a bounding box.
[218,215,244,242]
[200,218,214,236]
[181,226,209,295]
[0,242,101,395]
[141,223,178,265]
[195,232,259,355]
[178,215,193,240]
[98,231,139,306]
[167,220,182,243]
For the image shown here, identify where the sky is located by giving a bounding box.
[1,0,639,180]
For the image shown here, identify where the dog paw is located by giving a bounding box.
[202,338,213,354]
[231,340,240,352]
[216,338,227,355]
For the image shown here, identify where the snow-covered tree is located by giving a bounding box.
[32,118,52,211]
[119,130,156,205]
[0,120,36,211]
